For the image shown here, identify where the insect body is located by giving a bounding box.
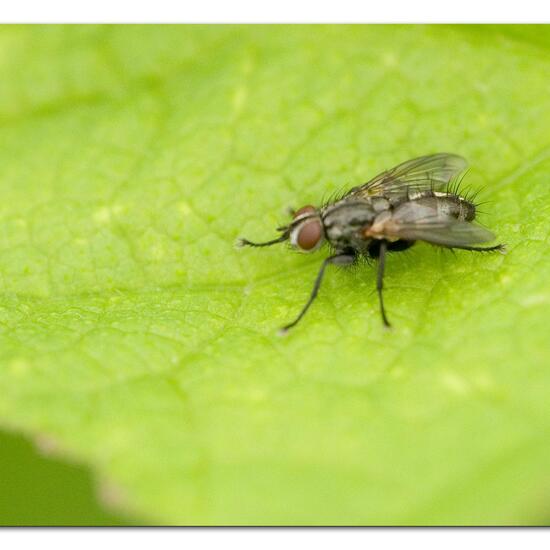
[238,153,505,331]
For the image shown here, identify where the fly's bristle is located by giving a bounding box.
[473,198,491,210]
[445,171,489,213]
[467,185,489,209]
[446,171,462,197]
[321,183,353,208]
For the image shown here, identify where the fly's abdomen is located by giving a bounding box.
[407,192,476,222]
[433,192,476,221]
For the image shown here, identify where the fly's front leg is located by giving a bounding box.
[237,234,288,248]
[279,252,356,334]
[377,239,391,328]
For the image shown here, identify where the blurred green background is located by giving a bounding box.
[0,25,549,525]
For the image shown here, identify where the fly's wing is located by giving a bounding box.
[345,153,468,200]
[384,200,495,246]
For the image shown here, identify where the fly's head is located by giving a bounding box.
[237,204,325,252]
[285,205,325,253]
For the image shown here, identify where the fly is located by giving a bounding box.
[238,153,505,332]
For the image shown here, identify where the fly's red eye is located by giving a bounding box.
[297,219,323,251]
[293,205,316,219]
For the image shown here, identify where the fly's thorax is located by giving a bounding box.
[322,200,377,250]
[370,196,392,213]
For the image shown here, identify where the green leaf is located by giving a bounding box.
[0,25,549,525]
[0,428,135,525]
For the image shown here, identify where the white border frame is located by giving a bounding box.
[1,0,550,23]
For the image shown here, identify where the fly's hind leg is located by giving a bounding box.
[448,243,506,253]
[376,239,391,328]
[368,239,397,328]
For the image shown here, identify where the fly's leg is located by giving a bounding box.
[377,239,391,328]
[279,253,356,334]
[448,243,506,253]
[237,234,288,248]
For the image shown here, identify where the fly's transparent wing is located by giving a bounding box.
[384,199,495,246]
[391,220,495,246]
[345,153,468,199]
